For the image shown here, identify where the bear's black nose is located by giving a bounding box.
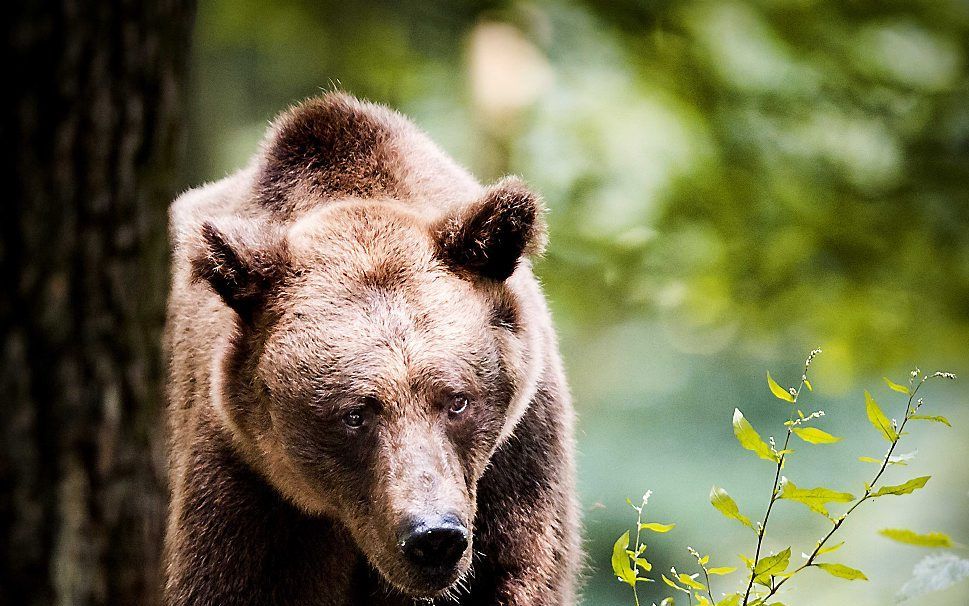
[399,515,469,570]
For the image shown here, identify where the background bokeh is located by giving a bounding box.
[185,1,969,604]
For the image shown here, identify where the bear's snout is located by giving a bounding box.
[398,513,469,572]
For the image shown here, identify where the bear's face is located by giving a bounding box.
[193,181,544,596]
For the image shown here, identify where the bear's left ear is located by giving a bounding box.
[434,177,547,282]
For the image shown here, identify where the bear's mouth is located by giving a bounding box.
[411,563,467,595]
[393,546,472,597]
[371,545,472,598]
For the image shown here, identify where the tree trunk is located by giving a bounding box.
[2,1,195,604]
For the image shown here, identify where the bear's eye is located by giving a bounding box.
[343,408,366,429]
[448,395,470,416]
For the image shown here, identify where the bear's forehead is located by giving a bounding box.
[261,252,497,400]
[285,200,438,275]
[275,272,490,353]
[260,304,496,407]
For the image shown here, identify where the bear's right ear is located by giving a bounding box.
[191,218,289,322]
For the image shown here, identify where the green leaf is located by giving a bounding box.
[707,566,737,575]
[754,548,791,576]
[803,379,813,392]
[733,409,778,462]
[611,531,638,586]
[639,522,676,533]
[677,573,706,591]
[661,597,676,606]
[865,390,898,442]
[753,548,791,585]
[779,480,854,517]
[710,486,753,529]
[816,541,845,556]
[909,414,952,427]
[792,427,842,444]
[816,562,868,581]
[871,476,930,497]
[879,529,954,548]
[739,553,755,569]
[716,594,741,606]
[662,574,688,593]
[884,377,911,395]
[768,372,795,402]
[858,456,882,464]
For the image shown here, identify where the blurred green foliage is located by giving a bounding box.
[186,1,969,604]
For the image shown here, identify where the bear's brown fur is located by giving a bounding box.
[163,93,580,605]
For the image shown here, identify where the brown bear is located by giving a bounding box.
[163,92,580,606]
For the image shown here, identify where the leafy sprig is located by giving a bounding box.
[612,491,672,605]
[611,350,958,606]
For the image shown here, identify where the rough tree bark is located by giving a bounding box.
[2,1,195,604]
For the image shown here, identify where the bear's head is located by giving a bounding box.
[189,94,548,597]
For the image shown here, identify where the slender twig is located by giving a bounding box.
[631,500,644,606]
[741,363,811,606]
[700,564,716,605]
[689,546,717,605]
